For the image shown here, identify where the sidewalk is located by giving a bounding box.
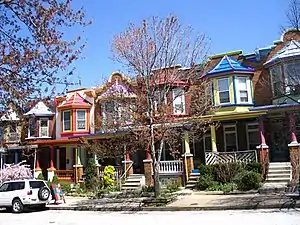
[47,193,300,212]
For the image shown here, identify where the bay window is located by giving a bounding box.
[28,118,36,137]
[284,61,300,94]
[76,110,86,130]
[269,65,283,97]
[236,77,250,103]
[63,110,71,132]
[173,88,185,114]
[40,118,49,137]
[218,78,230,104]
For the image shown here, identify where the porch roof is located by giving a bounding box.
[69,131,128,140]
[249,103,300,112]
[200,110,268,121]
[28,138,81,146]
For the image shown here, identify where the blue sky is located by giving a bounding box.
[67,0,289,90]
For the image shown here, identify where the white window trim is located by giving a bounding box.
[203,134,211,152]
[154,90,167,112]
[62,110,71,132]
[76,109,87,131]
[235,76,251,104]
[172,88,186,115]
[39,118,49,137]
[246,122,259,150]
[217,78,230,104]
[223,124,238,152]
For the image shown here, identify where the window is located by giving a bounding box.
[284,61,300,94]
[218,78,230,104]
[236,77,249,103]
[10,182,25,190]
[203,134,212,151]
[154,89,167,112]
[246,123,260,150]
[29,181,45,189]
[76,110,86,130]
[173,88,185,114]
[223,124,238,151]
[40,119,49,137]
[0,127,3,141]
[28,118,36,137]
[0,183,9,192]
[63,111,71,131]
[269,65,283,97]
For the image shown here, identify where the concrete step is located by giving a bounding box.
[269,162,291,166]
[265,178,291,183]
[268,170,292,175]
[266,174,291,179]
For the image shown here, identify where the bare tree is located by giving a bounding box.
[286,0,300,31]
[94,15,212,197]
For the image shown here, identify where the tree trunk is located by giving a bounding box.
[153,161,160,197]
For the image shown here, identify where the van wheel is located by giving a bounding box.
[12,199,24,213]
[38,187,50,201]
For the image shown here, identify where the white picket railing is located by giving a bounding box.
[205,150,258,165]
[159,160,183,174]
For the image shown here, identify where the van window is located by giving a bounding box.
[10,182,25,191]
[29,181,45,189]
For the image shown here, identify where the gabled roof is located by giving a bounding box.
[264,40,300,67]
[24,101,54,117]
[205,55,254,77]
[57,92,92,108]
[100,82,136,98]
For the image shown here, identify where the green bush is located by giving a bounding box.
[51,175,59,184]
[100,165,116,190]
[213,163,243,184]
[37,173,45,180]
[85,158,98,190]
[197,164,214,176]
[59,182,72,193]
[244,162,263,174]
[195,174,217,190]
[142,185,155,193]
[233,170,262,191]
[165,180,180,193]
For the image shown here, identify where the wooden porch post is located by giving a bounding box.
[288,113,298,145]
[122,145,133,177]
[34,149,42,178]
[47,145,56,181]
[182,131,194,183]
[256,117,269,179]
[210,124,218,152]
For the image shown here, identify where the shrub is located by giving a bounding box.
[234,170,262,191]
[244,162,263,174]
[37,173,45,180]
[85,158,98,190]
[213,163,243,184]
[100,165,116,190]
[197,164,214,176]
[142,185,155,193]
[195,174,217,190]
[51,175,59,183]
[165,179,180,193]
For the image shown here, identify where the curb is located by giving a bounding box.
[47,202,300,212]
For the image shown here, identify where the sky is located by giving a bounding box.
[66,0,289,90]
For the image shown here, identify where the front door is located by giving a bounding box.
[59,147,66,170]
[268,117,290,162]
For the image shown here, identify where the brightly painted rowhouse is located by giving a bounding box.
[28,88,95,182]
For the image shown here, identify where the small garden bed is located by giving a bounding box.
[195,162,264,193]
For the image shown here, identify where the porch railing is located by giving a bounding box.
[205,150,258,165]
[54,170,74,181]
[159,160,183,174]
[98,166,122,179]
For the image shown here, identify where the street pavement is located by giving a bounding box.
[0,210,300,225]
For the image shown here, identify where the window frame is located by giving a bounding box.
[203,134,212,152]
[28,118,36,138]
[223,124,238,152]
[62,110,72,132]
[236,76,251,104]
[76,109,87,131]
[39,118,49,137]
[172,88,185,115]
[269,65,283,98]
[246,122,260,150]
[217,78,230,104]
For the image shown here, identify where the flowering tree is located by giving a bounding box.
[0,0,90,107]
[92,15,212,197]
[0,163,32,183]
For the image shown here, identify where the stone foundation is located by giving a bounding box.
[289,144,300,184]
[143,159,153,186]
[257,145,269,179]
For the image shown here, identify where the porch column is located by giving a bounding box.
[256,117,269,179]
[34,150,42,178]
[182,131,194,181]
[74,146,83,183]
[14,150,19,164]
[56,148,60,170]
[122,145,133,177]
[288,113,300,184]
[143,147,153,186]
[210,124,217,152]
[47,145,56,181]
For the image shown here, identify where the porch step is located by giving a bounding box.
[121,174,145,191]
[185,173,200,189]
[265,162,292,186]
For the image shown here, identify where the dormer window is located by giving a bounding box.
[40,118,49,137]
[173,88,185,114]
[76,110,86,131]
[63,110,71,132]
[217,78,230,104]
